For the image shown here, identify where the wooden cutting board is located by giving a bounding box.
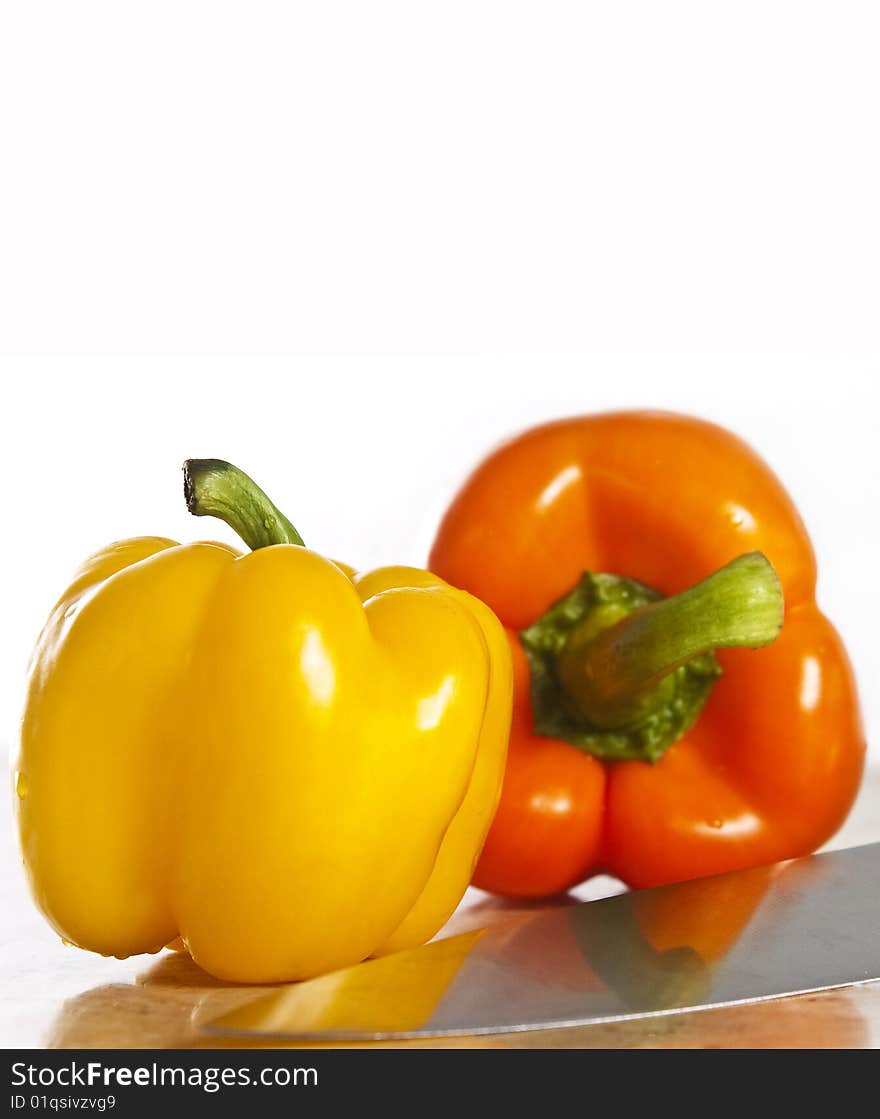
[2,766,878,1049]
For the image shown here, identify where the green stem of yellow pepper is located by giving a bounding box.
[183,459,305,550]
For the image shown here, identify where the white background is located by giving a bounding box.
[1,1,879,353]
[1,4,878,762]
[0,359,877,764]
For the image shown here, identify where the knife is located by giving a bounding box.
[200,842,880,1041]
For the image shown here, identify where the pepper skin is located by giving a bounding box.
[430,412,865,896]
[15,461,512,982]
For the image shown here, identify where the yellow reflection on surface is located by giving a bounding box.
[208,929,486,1038]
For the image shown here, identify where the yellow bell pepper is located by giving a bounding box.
[15,460,512,983]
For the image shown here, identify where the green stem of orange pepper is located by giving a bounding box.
[520,551,783,762]
[562,552,783,728]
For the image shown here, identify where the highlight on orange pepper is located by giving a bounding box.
[430,411,866,896]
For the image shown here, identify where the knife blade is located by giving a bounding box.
[200,842,880,1041]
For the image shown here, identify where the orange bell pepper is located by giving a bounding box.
[430,411,865,895]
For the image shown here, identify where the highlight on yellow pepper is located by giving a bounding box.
[14,460,513,983]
